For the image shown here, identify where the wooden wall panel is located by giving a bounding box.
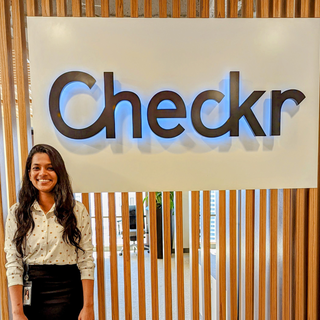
[159,0,167,17]
[26,0,39,16]
[270,190,278,320]
[144,0,152,17]
[259,190,266,320]
[57,0,67,16]
[215,0,225,17]
[101,0,110,17]
[121,193,133,320]
[227,0,238,17]
[187,0,196,18]
[136,192,146,320]
[163,192,172,320]
[131,0,138,17]
[116,0,124,17]
[0,0,19,207]
[72,0,82,16]
[86,0,95,17]
[219,191,226,320]
[109,193,120,320]
[256,0,269,17]
[242,0,254,17]
[175,192,185,320]
[172,0,180,17]
[245,190,254,320]
[190,191,200,319]
[41,0,53,16]
[149,192,159,320]
[229,190,237,320]
[12,0,32,166]
[200,0,209,17]
[94,193,106,320]
[202,191,211,320]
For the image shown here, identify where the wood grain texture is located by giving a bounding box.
[202,191,211,320]
[294,189,307,319]
[41,0,53,16]
[175,192,185,320]
[108,193,120,320]
[149,192,159,320]
[215,0,225,17]
[300,0,310,17]
[0,0,18,206]
[101,0,110,17]
[136,192,146,320]
[159,0,167,18]
[227,0,238,17]
[258,190,266,320]
[94,193,106,320]
[187,0,196,17]
[12,0,32,166]
[116,0,124,17]
[56,0,67,16]
[163,192,172,320]
[86,0,95,17]
[256,0,269,17]
[144,0,152,17]
[26,0,38,16]
[270,189,278,320]
[242,0,254,17]
[284,0,294,17]
[72,0,82,16]
[121,193,132,320]
[307,188,319,320]
[272,0,282,16]
[229,190,237,320]
[245,190,254,320]
[219,190,226,320]
[131,0,138,17]
[0,179,9,320]
[282,189,291,320]
[172,0,180,17]
[200,0,209,17]
[315,0,320,16]
[82,193,90,212]
[190,191,200,319]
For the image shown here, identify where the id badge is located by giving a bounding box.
[23,281,32,306]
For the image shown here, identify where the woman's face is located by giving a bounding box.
[29,153,58,194]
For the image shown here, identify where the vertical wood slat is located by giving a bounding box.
[86,0,95,17]
[300,0,310,17]
[227,0,238,17]
[295,189,307,319]
[94,193,106,320]
[272,0,282,17]
[12,0,32,166]
[144,0,152,17]
[219,190,226,320]
[109,192,120,320]
[245,190,254,320]
[175,192,185,320]
[149,192,159,320]
[270,190,278,320]
[41,0,53,16]
[122,193,132,320]
[0,173,9,320]
[82,193,89,212]
[56,0,67,16]
[215,0,225,17]
[136,192,146,320]
[284,0,295,17]
[0,0,18,207]
[202,191,211,320]
[256,0,269,17]
[131,0,138,17]
[159,0,167,17]
[190,191,200,320]
[259,190,266,320]
[172,0,180,17]
[229,190,237,320]
[315,0,320,16]
[307,188,318,319]
[163,192,172,320]
[72,0,82,16]
[282,189,291,320]
[26,0,38,16]
[200,0,209,17]
[101,0,109,17]
[116,0,124,17]
[187,0,196,17]
[242,0,254,17]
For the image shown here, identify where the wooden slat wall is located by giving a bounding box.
[0,1,318,320]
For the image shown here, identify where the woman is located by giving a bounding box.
[4,144,95,320]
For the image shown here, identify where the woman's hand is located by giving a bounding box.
[78,305,94,320]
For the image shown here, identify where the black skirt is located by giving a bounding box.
[23,264,83,320]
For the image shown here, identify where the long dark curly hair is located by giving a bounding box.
[13,144,83,257]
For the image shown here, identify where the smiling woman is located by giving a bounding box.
[4,144,95,320]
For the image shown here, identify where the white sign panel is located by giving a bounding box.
[27,18,320,192]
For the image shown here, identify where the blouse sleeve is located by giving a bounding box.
[76,202,95,280]
[4,203,24,287]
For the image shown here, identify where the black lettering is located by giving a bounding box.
[271,90,306,135]
[147,91,186,138]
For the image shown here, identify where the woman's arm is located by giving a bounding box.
[78,279,94,320]
[8,285,28,320]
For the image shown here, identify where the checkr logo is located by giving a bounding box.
[49,71,305,140]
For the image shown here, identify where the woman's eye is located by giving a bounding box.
[47,167,54,171]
